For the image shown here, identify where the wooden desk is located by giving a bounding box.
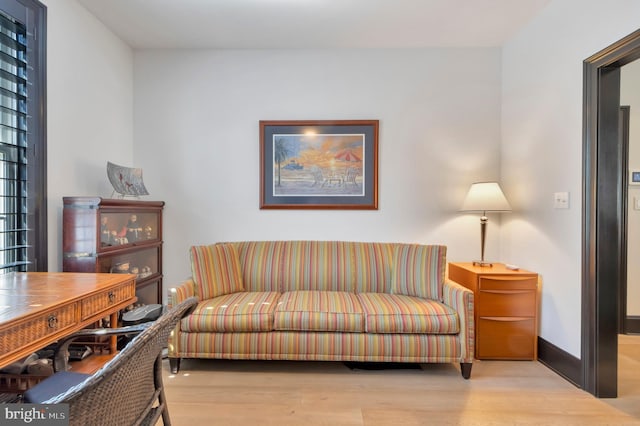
[0,272,136,370]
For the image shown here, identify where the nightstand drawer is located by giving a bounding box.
[477,288,536,317]
[479,276,537,291]
[477,317,535,359]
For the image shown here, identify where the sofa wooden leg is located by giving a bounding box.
[460,362,472,379]
[169,357,181,374]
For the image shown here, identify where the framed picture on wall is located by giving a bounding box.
[260,120,379,209]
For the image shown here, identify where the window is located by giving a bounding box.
[0,0,46,273]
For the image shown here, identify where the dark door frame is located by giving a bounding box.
[619,105,630,335]
[582,29,640,398]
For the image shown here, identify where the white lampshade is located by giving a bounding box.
[460,182,511,213]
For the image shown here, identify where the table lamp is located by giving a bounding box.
[460,181,511,267]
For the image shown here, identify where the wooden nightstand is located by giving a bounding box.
[448,262,539,360]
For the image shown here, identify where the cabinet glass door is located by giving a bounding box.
[97,247,160,281]
[99,212,160,249]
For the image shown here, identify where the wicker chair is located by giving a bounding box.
[23,297,198,426]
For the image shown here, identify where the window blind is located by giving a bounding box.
[0,11,28,273]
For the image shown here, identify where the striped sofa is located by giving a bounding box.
[167,241,475,378]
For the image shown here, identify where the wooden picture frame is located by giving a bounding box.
[260,120,379,210]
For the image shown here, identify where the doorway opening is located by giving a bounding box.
[582,29,640,398]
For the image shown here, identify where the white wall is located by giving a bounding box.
[622,60,640,315]
[42,0,134,271]
[501,0,640,357]
[41,0,640,360]
[133,48,504,290]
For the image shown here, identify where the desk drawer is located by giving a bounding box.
[81,281,136,320]
[0,303,77,355]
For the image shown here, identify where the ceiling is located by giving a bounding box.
[76,0,551,49]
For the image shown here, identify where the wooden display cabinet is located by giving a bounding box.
[448,262,539,360]
[63,197,165,305]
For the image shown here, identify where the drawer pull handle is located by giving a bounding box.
[108,291,116,303]
[481,290,532,295]
[481,277,536,283]
[482,316,531,322]
[47,315,58,329]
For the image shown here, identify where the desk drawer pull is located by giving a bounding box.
[48,315,58,329]
[108,291,116,303]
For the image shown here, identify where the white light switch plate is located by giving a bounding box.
[554,192,569,209]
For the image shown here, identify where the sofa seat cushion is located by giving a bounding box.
[274,291,365,332]
[181,291,280,332]
[357,293,459,334]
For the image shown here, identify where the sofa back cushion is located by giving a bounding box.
[233,241,388,293]
[390,244,446,301]
[203,241,446,299]
[233,241,288,292]
[280,241,354,292]
[190,243,245,299]
[351,242,394,293]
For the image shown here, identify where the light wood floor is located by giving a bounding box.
[162,335,640,425]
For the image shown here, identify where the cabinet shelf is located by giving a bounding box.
[63,197,165,305]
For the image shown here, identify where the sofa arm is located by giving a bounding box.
[167,278,197,308]
[167,278,197,358]
[442,279,474,363]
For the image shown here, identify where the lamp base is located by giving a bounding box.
[472,260,494,267]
